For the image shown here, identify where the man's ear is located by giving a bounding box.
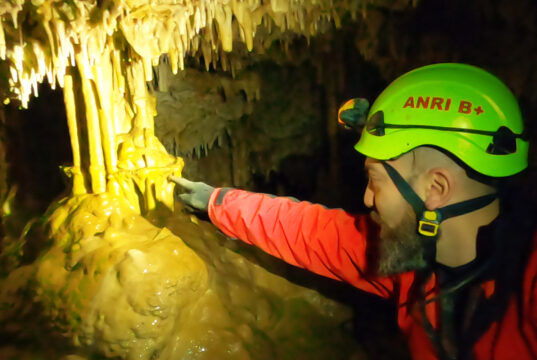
[424,168,453,210]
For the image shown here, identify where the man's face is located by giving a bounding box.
[364,158,427,276]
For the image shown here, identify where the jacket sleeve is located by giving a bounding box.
[208,188,395,299]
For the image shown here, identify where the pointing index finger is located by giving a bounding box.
[168,176,194,190]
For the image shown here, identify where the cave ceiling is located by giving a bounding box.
[1,0,535,208]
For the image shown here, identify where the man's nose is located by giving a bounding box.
[363,185,374,209]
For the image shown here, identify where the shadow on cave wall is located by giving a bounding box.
[1,0,536,359]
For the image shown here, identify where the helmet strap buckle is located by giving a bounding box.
[418,210,441,237]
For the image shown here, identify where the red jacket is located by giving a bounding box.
[208,188,537,359]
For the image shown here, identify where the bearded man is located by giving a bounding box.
[170,63,537,359]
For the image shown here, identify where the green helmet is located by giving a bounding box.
[343,63,529,177]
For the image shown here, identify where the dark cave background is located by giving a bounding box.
[1,0,536,358]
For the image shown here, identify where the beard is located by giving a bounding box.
[368,204,428,276]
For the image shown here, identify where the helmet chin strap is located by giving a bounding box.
[381,162,498,266]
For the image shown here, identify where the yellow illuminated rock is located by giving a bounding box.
[0,0,371,358]
[36,194,210,358]
[1,0,367,108]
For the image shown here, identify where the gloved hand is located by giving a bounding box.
[168,176,215,212]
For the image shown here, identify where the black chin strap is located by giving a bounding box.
[381,162,497,263]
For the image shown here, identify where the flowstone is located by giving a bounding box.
[0,193,364,359]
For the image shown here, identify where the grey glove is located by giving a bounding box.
[169,176,215,212]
